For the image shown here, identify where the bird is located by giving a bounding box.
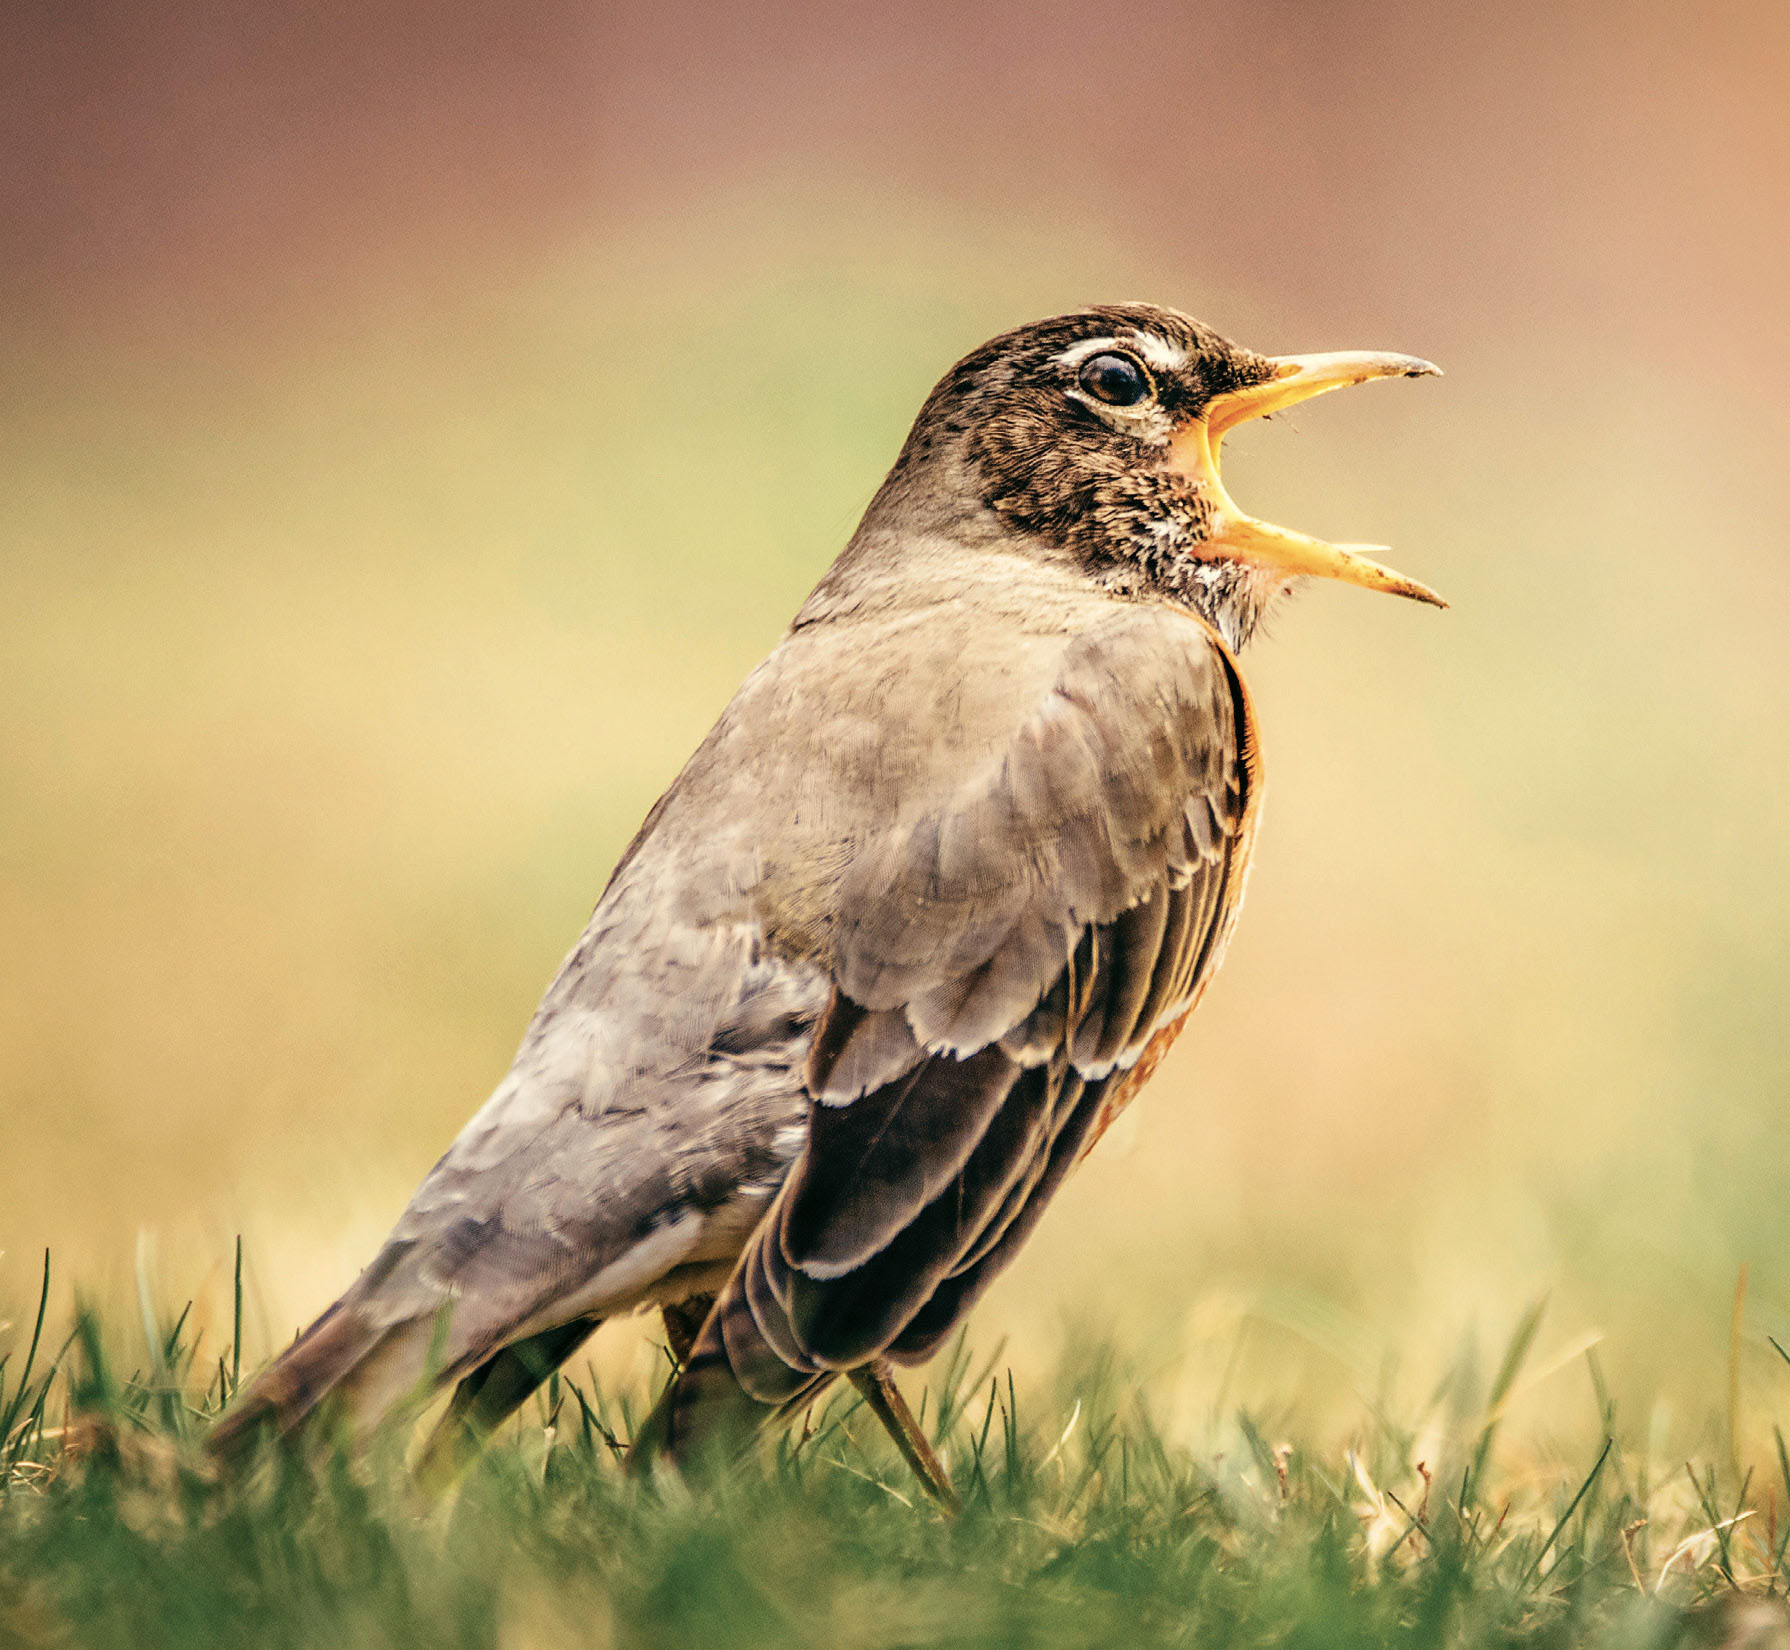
[209,303,1442,1500]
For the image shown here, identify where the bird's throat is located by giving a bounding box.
[1167,556,1293,652]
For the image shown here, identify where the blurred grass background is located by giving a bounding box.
[4,0,1790,1471]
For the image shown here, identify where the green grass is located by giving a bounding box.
[4,1254,1789,1648]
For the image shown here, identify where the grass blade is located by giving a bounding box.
[1522,1435,1613,1585]
[232,1234,244,1396]
[1470,1297,1547,1497]
[0,1250,50,1444]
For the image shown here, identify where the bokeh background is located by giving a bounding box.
[5,0,1789,1456]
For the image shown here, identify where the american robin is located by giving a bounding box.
[211,305,1441,1501]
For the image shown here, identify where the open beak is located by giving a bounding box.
[1166,351,1446,608]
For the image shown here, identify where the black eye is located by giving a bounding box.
[1077,351,1151,407]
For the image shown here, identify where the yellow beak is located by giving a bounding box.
[1166,351,1446,608]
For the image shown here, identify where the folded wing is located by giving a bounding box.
[667,606,1260,1438]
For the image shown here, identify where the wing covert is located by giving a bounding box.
[682,607,1261,1409]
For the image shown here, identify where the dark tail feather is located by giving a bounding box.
[413,1315,602,1493]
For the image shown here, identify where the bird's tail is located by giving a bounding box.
[412,1315,601,1493]
[206,1292,442,1462]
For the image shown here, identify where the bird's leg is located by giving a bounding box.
[625,1299,714,1473]
[660,1295,714,1369]
[644,1300,957,1512]
[849,1362,959,1513]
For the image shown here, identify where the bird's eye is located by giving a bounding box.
[1077,352,1151,407]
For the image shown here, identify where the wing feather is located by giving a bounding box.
[668,608,1260,1445]
[781,1044,1021,1277]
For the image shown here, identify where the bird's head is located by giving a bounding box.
[878,303,1444,649]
